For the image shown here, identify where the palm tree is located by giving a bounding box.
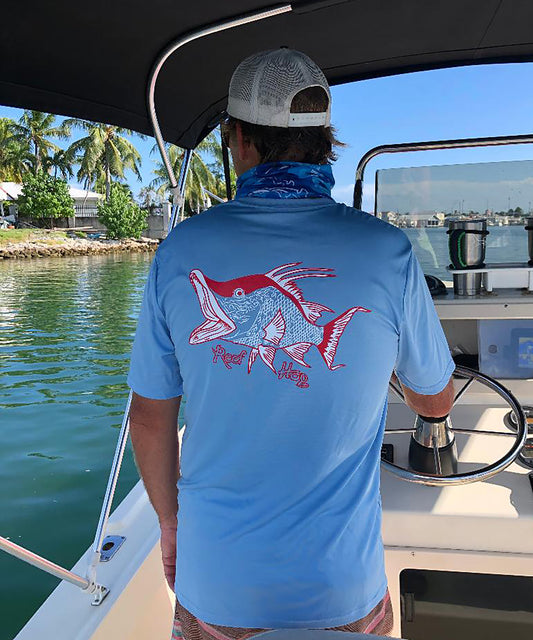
[66,121,143,200]
[150,132,227,216]
[0,117,33,181]
[138,186,162,213]
[11,111,70,174]
[42,148,75,180]
[203,128,237,196]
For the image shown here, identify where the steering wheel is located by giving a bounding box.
[383,365,527,486]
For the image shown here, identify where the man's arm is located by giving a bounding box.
[394,249,456,417]
[398,375,454,418]
[129,392,181,588]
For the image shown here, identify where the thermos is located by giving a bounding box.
[447,219,488,296]
[526,217,533,265]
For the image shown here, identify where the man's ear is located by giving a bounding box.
[233,121,261,173]
[235,122,259,164]
[235,121,248,162]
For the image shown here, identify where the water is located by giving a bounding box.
[0,226,528,638]
[0,252,153,640]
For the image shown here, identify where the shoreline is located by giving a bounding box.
[0,236,159,259]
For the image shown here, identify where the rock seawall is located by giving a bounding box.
[0,237,159,259]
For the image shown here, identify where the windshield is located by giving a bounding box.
[375,160,533,281]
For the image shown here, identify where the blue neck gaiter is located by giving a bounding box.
[235,162,335,199]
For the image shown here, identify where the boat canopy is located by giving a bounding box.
[2,0,533,149]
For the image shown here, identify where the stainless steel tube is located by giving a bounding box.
[354,134,533,210]
[90,392,133,564]
[147,4,292,189]
[83,0,293,590]
[1,536,89,590]
[526,216,533,264]
[171,148,192,228]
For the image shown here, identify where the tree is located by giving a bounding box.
[150,131,227,217]
[204,128,237,197]
[0,117,33,181]
[12,111,70,174]
[137,186,162,213]
[42,148,75,180]
[66,121,143,201]
[17,172,74,227]
[97,182,147,239]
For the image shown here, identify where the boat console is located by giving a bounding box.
[371,154,533,639]
[382,291,533,638]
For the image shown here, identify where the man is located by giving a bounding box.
[128,49,454,639]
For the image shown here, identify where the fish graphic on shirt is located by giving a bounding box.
[189,262,370,373]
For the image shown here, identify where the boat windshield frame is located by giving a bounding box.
[353,133,533,211]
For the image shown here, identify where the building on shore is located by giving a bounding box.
[1,182,104,216]
[0,182,171,240]
[377,211,445,228]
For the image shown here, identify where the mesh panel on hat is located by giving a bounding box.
[229,55,256,104]
[228,49,330,127]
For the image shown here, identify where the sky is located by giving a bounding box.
[3,62,533,212]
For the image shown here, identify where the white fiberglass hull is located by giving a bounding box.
[15,481,174,640]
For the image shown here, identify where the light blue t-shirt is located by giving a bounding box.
[128,197,454,628]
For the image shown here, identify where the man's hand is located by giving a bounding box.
[160,518,177,590]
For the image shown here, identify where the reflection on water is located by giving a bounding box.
[0,253,151,640]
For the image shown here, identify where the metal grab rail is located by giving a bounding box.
[86,392,133,589]
[353,133,533,210]
[172,148,192,226]
[146,3,292,192]
[0,536,108,606]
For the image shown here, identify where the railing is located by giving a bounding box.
[353,133,533,210]
[74,204,99,217]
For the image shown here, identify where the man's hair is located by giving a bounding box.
[224,87,344,165]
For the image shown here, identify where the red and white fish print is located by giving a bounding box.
[189,262,370,374]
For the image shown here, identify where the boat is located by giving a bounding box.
[2,1,533,638]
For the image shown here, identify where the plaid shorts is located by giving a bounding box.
[171,590,393,640]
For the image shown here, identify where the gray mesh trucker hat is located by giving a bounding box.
[227,49,331,128]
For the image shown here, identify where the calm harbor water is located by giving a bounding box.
[0,252,153,640]
[0,225,529,638]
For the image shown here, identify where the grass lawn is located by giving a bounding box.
[0,229,67,246]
